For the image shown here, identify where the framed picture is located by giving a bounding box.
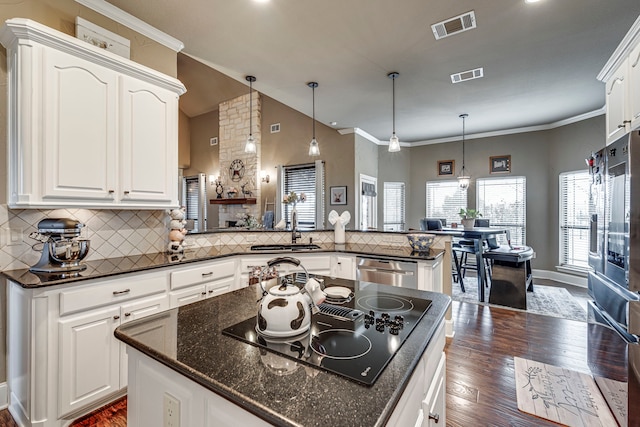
[330,186,347,205]
[490,155,511,174]
[438,160,455,176]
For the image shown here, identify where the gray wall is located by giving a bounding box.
[397,115,605,271]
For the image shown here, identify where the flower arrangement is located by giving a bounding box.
[236,212,260,229]
[283,191,306,206]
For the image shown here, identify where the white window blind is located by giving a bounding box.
[476,177,526,245]
[384,182,405,231]
[426,180,467,226]
[559,170,591,269]
[283,164,317,230]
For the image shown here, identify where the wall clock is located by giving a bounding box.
[230,159,245,182]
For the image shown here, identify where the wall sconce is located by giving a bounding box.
[260,170,270,183]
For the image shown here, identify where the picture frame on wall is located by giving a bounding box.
[490,155,511,174]
[438,160,455,176]
[330,186,347,205]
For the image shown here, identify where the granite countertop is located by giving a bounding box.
[1,243,444,288]
[114,280,450,427]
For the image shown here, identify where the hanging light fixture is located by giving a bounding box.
[388,72,401,152]
[308,81,320,156]
[458,113,470,190]
[244,75,257,154]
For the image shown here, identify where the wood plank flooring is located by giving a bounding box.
[0,284,621,427]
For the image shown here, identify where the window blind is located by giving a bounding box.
[476,177,526,245]
[559,170,591,269]
[383,182,405,231]
[284,165,316,230]
[184,176,201,231]
[426,180,467,226]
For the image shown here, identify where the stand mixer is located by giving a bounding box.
[29,218,90,273]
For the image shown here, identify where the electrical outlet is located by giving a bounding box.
[163,393,180,427]
[6,228,23,246]
[246,234,257,243]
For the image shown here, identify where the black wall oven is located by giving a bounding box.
[587,130,640,426]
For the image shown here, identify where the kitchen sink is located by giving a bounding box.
[249,244,321,251]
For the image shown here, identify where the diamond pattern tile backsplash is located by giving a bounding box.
[0,205,167,271]
[0,203,444,272]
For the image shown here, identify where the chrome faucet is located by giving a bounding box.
[291,209,301,243]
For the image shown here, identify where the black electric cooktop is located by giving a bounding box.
[223,278,432,386]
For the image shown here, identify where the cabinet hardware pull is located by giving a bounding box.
[113,289,131,295]
[624,120,631,124]
[201,291,207,295]
[124,190,130,195]
[113,315,120,320]
[124,312,131,317]
[208,290,214,294]
[202,272,213,277]
[108,190,115,194]
[428,413,440,423]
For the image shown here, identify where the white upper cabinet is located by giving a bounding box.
[598,16,640,144]
[0,18,185,209]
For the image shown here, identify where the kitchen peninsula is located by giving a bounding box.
[115,280,450,427]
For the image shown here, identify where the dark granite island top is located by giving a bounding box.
[115,280,450,427]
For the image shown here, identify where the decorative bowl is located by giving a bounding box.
[407,234,435,252]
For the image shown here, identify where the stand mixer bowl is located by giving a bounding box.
[48,239,90,265]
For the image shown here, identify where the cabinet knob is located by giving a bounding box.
[124,190,130,195]
[201,291,207,295]
[124,312,131,317]
[428,413,440,423]
[108,190,115,194]
[113,315,120,320]
[208,290,214,294]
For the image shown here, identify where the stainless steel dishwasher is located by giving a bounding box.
[356,256,417,288]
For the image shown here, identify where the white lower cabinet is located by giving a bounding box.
[169,258,237,307]
[417,255,444,292]
[422,354,446,427]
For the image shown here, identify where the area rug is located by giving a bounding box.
[452,279,587,322]
[69,396,127,427]
[514,357,617,427]
[595,376,627,427]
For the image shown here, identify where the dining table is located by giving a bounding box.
[436,227,510,302]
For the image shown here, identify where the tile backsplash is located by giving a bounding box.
[0,205,166,271]
[0,202,444,272]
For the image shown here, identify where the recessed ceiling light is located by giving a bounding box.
[253,0,270,3]
[525,0,541,3]
[330,121,338,126]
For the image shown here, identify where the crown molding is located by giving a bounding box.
[75,0,184,52]
[597,14,640,82]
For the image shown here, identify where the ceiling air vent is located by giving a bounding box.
[432,11,476,40]
[451,67,484,84]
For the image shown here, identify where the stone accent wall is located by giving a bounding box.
[218,92,262,227]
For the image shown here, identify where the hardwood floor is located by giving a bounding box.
[0,284,619,427]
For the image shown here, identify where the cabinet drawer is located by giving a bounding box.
[171,260,236,290]
[60,271,167,316]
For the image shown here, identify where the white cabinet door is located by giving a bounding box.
[606,58,629,144]
[42,48,117,202]
[295,254,331,276]
[119,77,178,206]
[58,305,121,417]
[422,354,446,427]
[119,294,169,387]
[206,276,236,298]
[629,42,640,130]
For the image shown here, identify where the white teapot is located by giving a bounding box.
[257,257,325,338]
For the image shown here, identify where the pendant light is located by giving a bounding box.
[388,72,401,152]
[458,113,470,190]
[244,75,257,154]
[308,81,320,156]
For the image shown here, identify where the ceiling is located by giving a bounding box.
[106,0,640,144]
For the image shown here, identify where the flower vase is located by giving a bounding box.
[461,218,475,230]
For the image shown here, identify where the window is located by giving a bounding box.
[383,182,405,231]
[279,161,325,230]
[426,180,467,226]
[559,170,591,269]
[476,177,526,245]
[360,175,377,230]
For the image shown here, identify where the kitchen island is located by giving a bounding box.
[115,279,450,427]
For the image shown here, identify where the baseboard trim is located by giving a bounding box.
[533,269,587,288]
[0,382,7,410]
[445,319,455,338]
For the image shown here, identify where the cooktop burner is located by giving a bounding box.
[223,278,432,386]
